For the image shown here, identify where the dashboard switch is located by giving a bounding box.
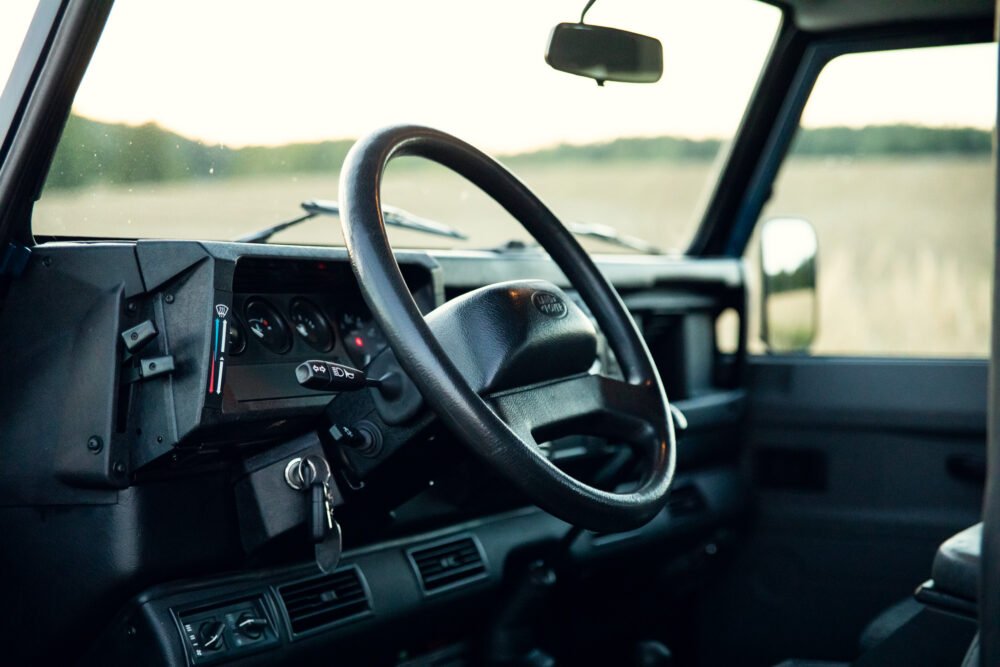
[328,421,383,457]
[197,620,225,651]
[327,423,367,448]
[124,355,176,384]
[179,597,277,663]
[121,319,157,354]
[138,355,175,380]
[296,360,369,392]
[235,613,268,640]
[296,360,333,389]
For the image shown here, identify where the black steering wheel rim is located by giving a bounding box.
[339,125,676,532]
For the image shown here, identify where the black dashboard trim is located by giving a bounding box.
[85,468,745,666]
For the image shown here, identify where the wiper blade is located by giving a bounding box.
[236,199,467,244]
[566,221,662,255]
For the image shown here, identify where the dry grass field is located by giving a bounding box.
[35,156,994,358]
[33,159,714,251]
[757,156,993,357]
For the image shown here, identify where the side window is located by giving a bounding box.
[748,42,997,357]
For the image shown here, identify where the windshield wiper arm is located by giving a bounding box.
[236,199,467,244]
[240,201,654,253]
[236,210,317,243]
[566,221,662,254]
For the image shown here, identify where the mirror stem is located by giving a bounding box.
[579,0,597,23]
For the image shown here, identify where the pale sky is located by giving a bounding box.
[1,1,996,153]
[761,218,817,274]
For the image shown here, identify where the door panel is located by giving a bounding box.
[700,357,985,666]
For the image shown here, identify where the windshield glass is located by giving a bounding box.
[30,0,780,253]
[0,3,36,94]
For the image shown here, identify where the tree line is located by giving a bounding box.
[43,114,993,191]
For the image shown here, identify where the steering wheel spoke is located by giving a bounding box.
[489,373,663,454]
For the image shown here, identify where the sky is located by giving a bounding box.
[0,1,996,153]
[761,218,817,275]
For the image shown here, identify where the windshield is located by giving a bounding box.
[27,0,780,253]
[0,3,35,92]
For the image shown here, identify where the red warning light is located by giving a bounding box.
[354,336,364,348]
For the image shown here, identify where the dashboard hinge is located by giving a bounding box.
[0,242,30,277]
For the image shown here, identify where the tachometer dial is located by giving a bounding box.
[339,310,388,367]
[244,299,291,353]
[289,298,334,352]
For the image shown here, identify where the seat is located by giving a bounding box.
[775,523,982,667]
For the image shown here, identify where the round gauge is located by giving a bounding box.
[227,317,247,355]
[289,298,334,352]
[339,310,388,367]
[244,299,291,353]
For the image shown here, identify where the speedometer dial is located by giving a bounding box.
[289,298,334,352]
[244,299,291,353]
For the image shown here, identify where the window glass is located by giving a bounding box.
[33,0,780,253]
[0,3,40,99]
[748,42,996,357]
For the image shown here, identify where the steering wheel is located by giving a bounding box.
[339,125,676,532]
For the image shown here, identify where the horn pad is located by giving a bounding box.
[425,280,598,394]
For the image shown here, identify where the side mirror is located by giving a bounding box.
[759,218,818,352]
[545,23,663,85]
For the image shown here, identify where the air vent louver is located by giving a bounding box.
[408,536,488,594]
[278,566,371,635]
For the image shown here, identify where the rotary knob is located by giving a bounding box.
[236,613,268,640]
[197,620,225,651]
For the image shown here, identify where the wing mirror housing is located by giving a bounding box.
[759,218,818,352]
[545,22,663,85]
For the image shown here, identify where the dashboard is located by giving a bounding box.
[0,238,749,666]
[0,239,746,489]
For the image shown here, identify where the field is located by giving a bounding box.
[757,157,993,358]
[34,156,994,358]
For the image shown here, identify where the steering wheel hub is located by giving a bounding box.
[425,279,597,394]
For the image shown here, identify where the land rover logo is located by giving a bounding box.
[531,291,568,318]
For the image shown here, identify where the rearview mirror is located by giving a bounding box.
[760,218,818,352]
[545,23,663,85]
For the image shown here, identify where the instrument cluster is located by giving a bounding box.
[229,294,389,369]
[214,254,435,409]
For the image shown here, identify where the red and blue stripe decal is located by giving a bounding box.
[208,304,229,395]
